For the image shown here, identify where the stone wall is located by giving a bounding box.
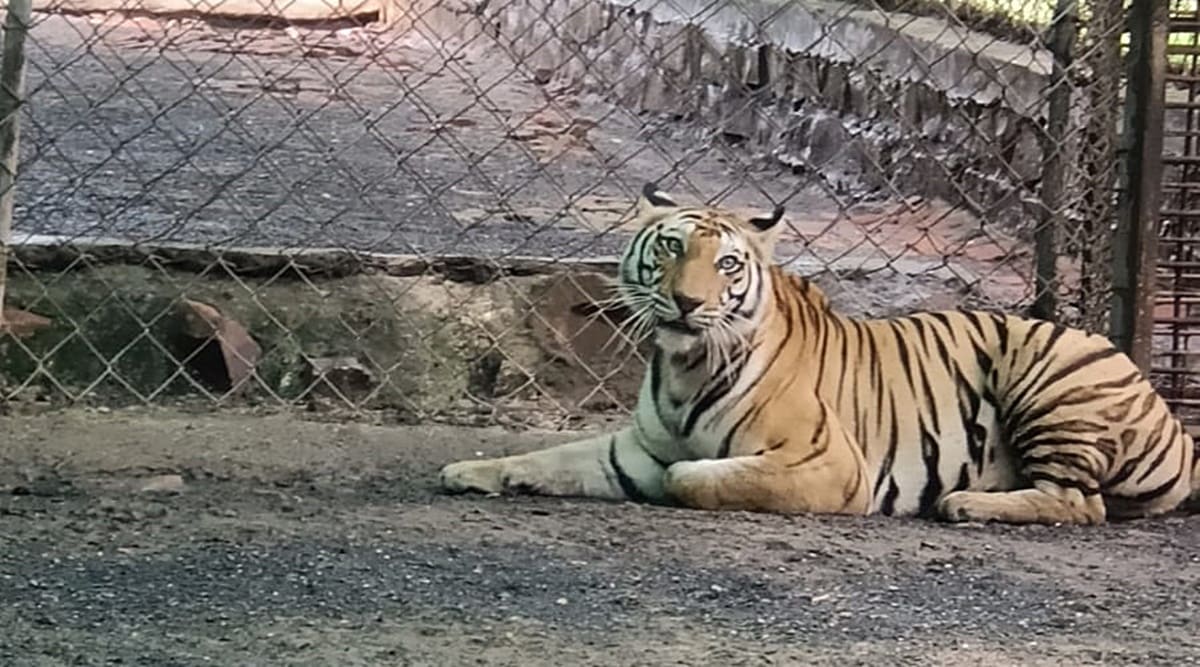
[426,0,1068,229]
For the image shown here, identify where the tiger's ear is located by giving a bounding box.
[747,205,785,233]
[636,182,678,219]
[745,204,786,254]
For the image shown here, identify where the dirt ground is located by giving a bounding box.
[0,409,1198,666]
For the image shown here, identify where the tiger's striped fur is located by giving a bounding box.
[440,184,1200,525]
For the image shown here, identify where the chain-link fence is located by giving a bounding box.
[0,0,1151,426]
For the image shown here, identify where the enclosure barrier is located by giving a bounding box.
[0,0,1186,428]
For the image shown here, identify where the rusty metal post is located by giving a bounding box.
[1111,0,1168,372]
[0,0,31,331]
[1031,0,1078,322]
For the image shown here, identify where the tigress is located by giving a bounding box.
[440,183,1200,525]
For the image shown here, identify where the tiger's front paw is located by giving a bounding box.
[662,460,721,510]
[439,459,506,495]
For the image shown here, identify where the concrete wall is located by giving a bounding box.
[415,0,1068,229]
[45,0,1070,229]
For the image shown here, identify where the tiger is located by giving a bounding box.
[439,183,1200,525]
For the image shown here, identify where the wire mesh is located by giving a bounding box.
[0,0,1134,425]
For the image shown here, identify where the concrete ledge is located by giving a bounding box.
[36,0,379,21]
[12,234,622,282]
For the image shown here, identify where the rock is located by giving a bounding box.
[525,272,645,410]
[306,356,376,402]
[0,307,51,338]
[177,299,262,391]
[137,474,185,495]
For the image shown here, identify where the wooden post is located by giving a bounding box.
[0,0,31,332]
[1110,0,1168,373]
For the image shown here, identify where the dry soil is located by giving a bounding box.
[1,408,1198,666]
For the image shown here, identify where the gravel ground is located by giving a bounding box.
[1,408,1198,666]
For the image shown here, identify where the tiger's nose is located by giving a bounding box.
[673,293,703,315]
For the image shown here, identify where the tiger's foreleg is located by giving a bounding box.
[662,402,872,515]
[662,453,872,515]
[438,428,669,503]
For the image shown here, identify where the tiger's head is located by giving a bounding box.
[617,183,786,356]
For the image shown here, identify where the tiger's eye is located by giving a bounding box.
[717,255,742,271]
[658,237,684,256]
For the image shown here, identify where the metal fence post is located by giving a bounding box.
[1032,0,1079,322]
[1111,0,1168,373]
[0,0,31,332]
